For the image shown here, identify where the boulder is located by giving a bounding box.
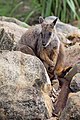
[0,20,27,44]
[70,73,80,92]
[0,16,29,28]
[0,51,53,120]
[65,43,80,67]
[0,19,27,51]
[60,91,80,120]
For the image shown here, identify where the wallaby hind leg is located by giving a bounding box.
[16,44,35,55]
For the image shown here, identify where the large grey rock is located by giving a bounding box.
[70,73,80,92]
[0,16,29,28]
[0,20,27,43]
[0,51,53,120]
[60,92,80,120]
[0,19,27,51]
[65,43,80,67]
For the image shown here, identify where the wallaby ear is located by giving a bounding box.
[39,16,44,24]
[50,17,58,28]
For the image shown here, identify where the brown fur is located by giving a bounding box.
[16,17,65,78]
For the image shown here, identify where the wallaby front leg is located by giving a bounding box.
[51,49,59,67]
[40,50,54,67]
[48,49,59,73]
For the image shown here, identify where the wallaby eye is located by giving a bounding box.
[49,32,52,36]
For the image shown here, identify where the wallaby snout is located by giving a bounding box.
[41,33,52,47]
[42,41,46,47]
[42,38,51,48]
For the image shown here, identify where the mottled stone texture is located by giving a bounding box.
[0,51,52,120]
[0,28,14,50]
[60,92,80,120]
[70,73,80,92]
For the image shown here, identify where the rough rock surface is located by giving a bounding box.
[65,43,80,67]
[0,16,29,28]
[0,28,14,50]
[70,73,80,92]
[0,20,27,43]
[0,51,53,120]
[60,91,80,120]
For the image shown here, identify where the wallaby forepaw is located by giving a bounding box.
[48,66,55,73]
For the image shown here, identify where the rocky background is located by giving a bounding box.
[0,16,80,120]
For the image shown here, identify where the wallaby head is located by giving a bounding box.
[39,16,58,47]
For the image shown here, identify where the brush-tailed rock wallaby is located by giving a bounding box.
[16,17,65,78]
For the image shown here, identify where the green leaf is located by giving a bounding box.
[45,0,53,17]
[67,0,79,19]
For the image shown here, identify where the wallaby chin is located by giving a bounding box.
[44,42,50,48]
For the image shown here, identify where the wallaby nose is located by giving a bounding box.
[42,42,46,46]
